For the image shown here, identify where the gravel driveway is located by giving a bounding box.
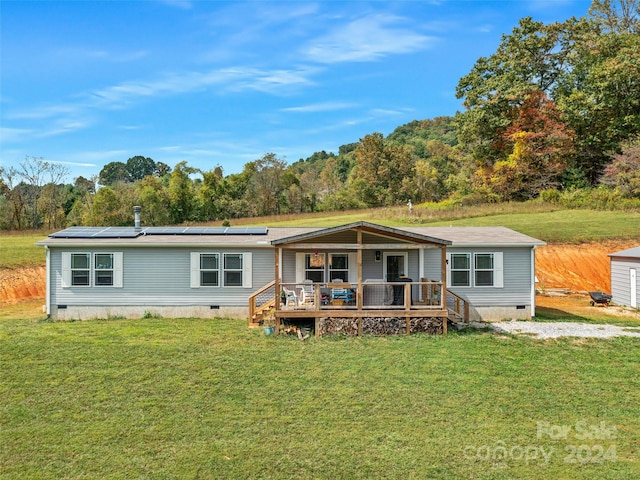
[479,321,640,339]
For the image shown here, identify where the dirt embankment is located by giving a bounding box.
[0,266,46,303]
[0,241,637,303]
[536,240,638,293]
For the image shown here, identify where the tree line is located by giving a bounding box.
[1,0,639,230]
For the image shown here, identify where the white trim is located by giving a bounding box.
[113,252,123,288]
[45,246,50,315]
[419,248,425,301]
[190,252,201,288]
[347,252,357,283]
[61,251,71,288]
[243,252,253,288]
[630,268,637,308]
[296,252,305,284]
[493,251,504,288]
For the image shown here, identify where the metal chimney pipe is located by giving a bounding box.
[134,205,141,230]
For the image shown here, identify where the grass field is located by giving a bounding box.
[228,204,640,244]
[0,231,48,269]
[1,315,639,479]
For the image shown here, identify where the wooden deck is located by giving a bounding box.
[249,280,472,336]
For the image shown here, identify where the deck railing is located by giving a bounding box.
[248,280,276,325]
[278,280,445,311]
[445,290,470,323]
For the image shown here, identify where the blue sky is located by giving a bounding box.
[1,0,592,182]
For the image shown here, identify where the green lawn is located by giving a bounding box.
[0,231,48,268]
[237,206,640,244]
[2,316,638,479]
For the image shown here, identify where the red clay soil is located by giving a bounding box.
[536,240,638,293]
[0,241,637,303]
[0,266,46,303]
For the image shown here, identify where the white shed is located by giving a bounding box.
[609,246,640,309]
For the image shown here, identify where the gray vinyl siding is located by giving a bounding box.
[425,246,533,306]
[362,249,383,280]
[610,257,639,307]
[281,249,421,283]
[49,246,273,307]
[281,250,296,283]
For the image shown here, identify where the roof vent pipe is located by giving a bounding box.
[134,205,142,230]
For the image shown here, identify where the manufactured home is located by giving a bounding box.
[609,246,640,309]
[37,218,545,334]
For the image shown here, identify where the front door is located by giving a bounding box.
[384,253,407,282]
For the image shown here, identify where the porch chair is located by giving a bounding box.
[300,280,315,306]
[282,286,298,306]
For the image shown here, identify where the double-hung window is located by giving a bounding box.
[200,253,220,286]
[329,254,349,282]
[94,253,114,286]
[474,253,494,287]
[71,253,91,286]
[450,253,471,287]
[223,253,243,286]
[305,253,325,283]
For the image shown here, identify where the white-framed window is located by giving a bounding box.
[329,253,349,282]
[447,252,503,288]
[450,253,471,287]
[94,253,114,286]
[224,253,243,286]
[191,252,252,288]
[71,253,91,286]
[296,252,357,284]
[200,253,220,287]
[62,252,123,288]
[474,253,494,287]
[305,253,326,283]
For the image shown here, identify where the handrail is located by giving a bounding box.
[278,280,445,311]
[248,280,275,325]
[446,289,470,323]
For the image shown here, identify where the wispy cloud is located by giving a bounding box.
[48,160,98,168]
[303,14,436,63]
[0,127,35,143]
[54,149,130,167]
[3,65,319,141]
[90,66,318,108]
[53,47,149,64]
[281,101,356,113]
[40,119,93,138]
[370,107,413,117]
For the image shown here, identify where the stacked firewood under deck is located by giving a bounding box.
[275,280,451,336]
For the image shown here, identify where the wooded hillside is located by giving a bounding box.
[1,0,638,230]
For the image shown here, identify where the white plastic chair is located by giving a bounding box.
[300,280,314,306]
[283,286,298,306]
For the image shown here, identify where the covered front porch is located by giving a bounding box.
[249,222,469,336]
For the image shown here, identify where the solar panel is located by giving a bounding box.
[49,227,142,238]
[49,225,268,238]
[144,227,186,235]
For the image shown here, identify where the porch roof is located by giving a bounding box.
[270,221,451,247]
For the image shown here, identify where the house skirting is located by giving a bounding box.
[49,305,248,320]
[470,305,532,322]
